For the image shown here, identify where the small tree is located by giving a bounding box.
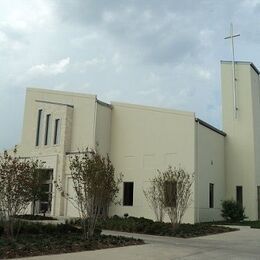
[221,200,246,222]
[0,148,41,240]
[155,166,193,228]
[56,149,122,239]
[143,179,165,222]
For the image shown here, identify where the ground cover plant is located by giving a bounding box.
[14,214,57,221]
[0,222,143,259]
[99,215,237,238]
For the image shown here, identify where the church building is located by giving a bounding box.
[15,61,260,223]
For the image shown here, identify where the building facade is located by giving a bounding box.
[13,61,260,222]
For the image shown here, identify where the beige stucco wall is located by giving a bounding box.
[109,102,196,223]
[195,122,225,222]
[19,88,99,217]
[20,88,97,155]
[221,61,259,220]
[95,102,112,156]
[14,84,231,222]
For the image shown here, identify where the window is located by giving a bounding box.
[39,169,53,213]
[164,181,177,207]
[123,182,134,206]
[236,186,243,206]
[53,119,61,145]
[35,109,43,146]
[209,183,214,208]
[44,114,51,145]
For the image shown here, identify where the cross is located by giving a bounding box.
[224,23,240,119]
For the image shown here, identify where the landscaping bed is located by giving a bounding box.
[99,216,237,238]
[0,222,144,259]
[14,214,57,221]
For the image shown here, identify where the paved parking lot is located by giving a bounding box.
[17,226,260,260]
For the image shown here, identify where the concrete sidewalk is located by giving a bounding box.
[16,227,260,260]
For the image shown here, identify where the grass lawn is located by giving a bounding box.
[0,222,143,259]
[98,216,237,238]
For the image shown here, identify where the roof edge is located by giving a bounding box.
[96,99,112,109]
[195,118,226,136]
[220,60,259,75]
[111,101,195,117]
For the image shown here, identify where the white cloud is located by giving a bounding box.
[84,57,106,66]
[196,67,212,80]
[28,57,70,75]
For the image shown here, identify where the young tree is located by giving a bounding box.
[155,166,193,228]
[0,148,41,240]
[56,149,122,239]
[143,179,165,222]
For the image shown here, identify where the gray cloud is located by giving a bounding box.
[1,0,260,150]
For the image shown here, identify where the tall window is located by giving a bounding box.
[123,182,134,206]
[53,119,61,145]
[164,181,177,207]
[44,114,51,145]
[236,186,243,206]
[35,109,42,146]
[209,183,214,208]
[39,169,53,213]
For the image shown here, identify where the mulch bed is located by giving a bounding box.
[99,216,238,238]
[0,233,144,259]
[14,214,57,221]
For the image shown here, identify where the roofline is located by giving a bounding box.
[195,118,226,136]
[96,99,112,109]
[27,87,97,99]
[111,101,194,117]
[221,60,260,75]
[35,99,74,108]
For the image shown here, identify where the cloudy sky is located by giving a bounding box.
[1,0,260,150]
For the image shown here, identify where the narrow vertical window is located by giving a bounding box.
[123,182,134,206]
[209,183,214,208]
[164,181,177,207]
[236,186,243,206]
[35,109,42,146]
[53,119,61,145]
[44,114,51,145]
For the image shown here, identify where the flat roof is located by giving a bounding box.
[221,60,260,75]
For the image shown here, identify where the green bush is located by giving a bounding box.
[221,200,246,222]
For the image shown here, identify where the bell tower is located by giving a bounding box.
[221,60,260,220]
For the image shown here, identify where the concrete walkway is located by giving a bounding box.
[16,226,260,260]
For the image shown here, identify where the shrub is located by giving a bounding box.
[221,200,246,222]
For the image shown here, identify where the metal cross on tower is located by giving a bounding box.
[224,23,240,119]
